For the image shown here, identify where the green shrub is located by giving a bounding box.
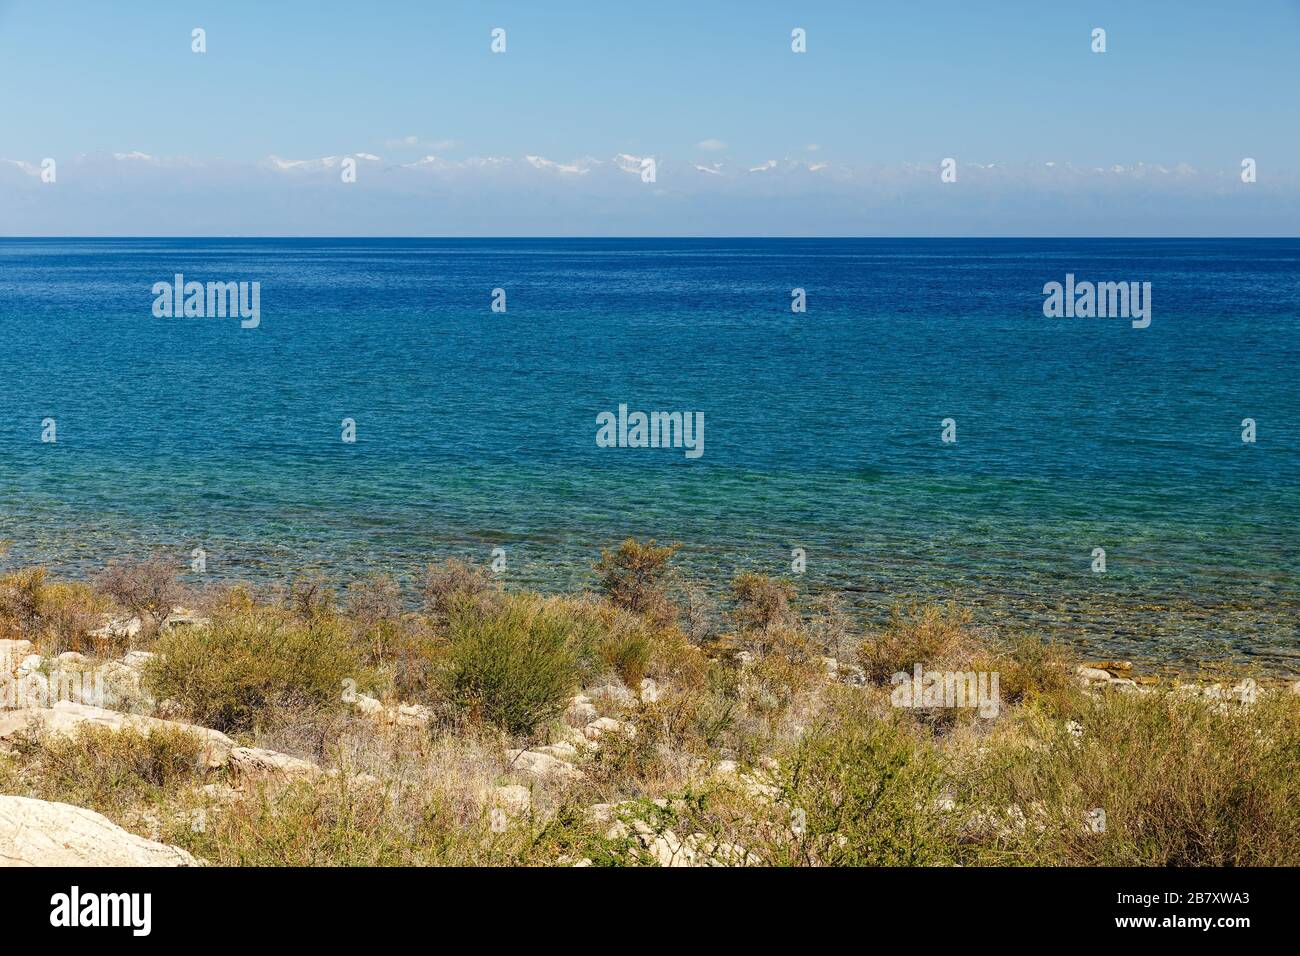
[423,558,502,622]
[37,581,109,655]
[184,778,512,866]
[363,616,447,704]
[596,617,653,688]
[859,602,975,683]
[0,570,110,653]
[286,574,336,621]
[594,538,679,625]
[346,573,403,627]
[980,631,1076,714]
[7,725,206,814]
[0,566,47,640]
[773,692,952,865]
[730,572,797,633]
[145,609,361,734]
[443,596,589,736]
[196,582,258,616]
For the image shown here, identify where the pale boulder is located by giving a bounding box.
[393,703,431,728]
[121,650,156,671]
[583,716,635,741]
[536,741,580,760]
[0,640,35,675]
[0,701,234,769]
[1076,665,1113,683]
[506,748,585,782]
[490,784,531,816]
[642,827,694,867]
[349,694,431,728]
[95,660,150,710]
[0,794,198,867]
[584,803,620,824]
[565,694,598,725]
[90,615,142,643]
[227,746,321,782]
[842,664,868,686]
[163,608,211,630]
[558,723,599,751]
[685,833,750,866]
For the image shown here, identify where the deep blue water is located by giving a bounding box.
[0,238,1297,669]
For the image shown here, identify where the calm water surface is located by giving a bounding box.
[1,238,1296,669]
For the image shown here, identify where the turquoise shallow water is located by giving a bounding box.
[0,238,1297,669]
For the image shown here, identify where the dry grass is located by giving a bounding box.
[1,544,1297,867]
[955,687,1300,866]
[0,725,207,817]
[0,568,109,654]
[145,608,364,735]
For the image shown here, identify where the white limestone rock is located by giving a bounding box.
[505,748,585,782]
[583,716,635,741]
[227,746,322,782]
[0,701,234,769]
[0,794,199,867]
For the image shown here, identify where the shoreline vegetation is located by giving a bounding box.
[1,538,1298,867]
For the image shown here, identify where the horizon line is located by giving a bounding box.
[3,235,1298,242]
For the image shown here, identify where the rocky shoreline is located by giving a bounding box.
[2,547,1298,867]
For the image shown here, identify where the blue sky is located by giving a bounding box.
[2,0,1298,235]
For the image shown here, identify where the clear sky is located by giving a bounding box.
[2,0,1298,235]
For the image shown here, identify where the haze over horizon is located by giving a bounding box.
[2,0,1298,236]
